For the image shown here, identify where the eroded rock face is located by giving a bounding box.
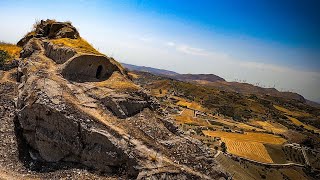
[101,93,149,118]
[43,41,76,64]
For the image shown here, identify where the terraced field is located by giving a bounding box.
[203,130,287,162]
[203,131,287,144]
[286,116,320,133]
[221,138,273,163]
[273,105,311,117]
[214,117,265,132]
[252,120,288,134]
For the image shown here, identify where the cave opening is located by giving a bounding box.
[96,65,103,79]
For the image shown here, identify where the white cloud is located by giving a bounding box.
[139,36,154,42]
[166,41,175,47]
[176,45,209,56]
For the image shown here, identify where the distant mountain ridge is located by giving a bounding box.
[122,63,225,82]
[122,63,308,103]
[121,63,179,76]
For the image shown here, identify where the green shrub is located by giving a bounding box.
[0,50,11,66]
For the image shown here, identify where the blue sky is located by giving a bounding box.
[0,0,319,101]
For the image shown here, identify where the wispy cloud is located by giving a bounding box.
[139,36,154,42]
[176,45,209,56]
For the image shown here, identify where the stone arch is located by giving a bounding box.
[61,54,123,82]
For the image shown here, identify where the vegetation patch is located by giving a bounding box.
[0,43,21,65]
[50,38,101,55]
[273,105,311,117]
[286,115,320,133]
[203,130,286,144]
[94,72,140,91]
[252,120,287,134]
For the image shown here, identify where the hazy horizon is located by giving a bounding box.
[0,0,319,101]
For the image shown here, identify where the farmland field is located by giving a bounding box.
[203,130,287,144]
[286,116,320,133]
[221,138,273,163]
[252,120,288,134]
[215,117,265,132]
[273,105,311,117]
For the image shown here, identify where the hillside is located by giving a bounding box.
[123,63,306,102]
[128,70,320,179]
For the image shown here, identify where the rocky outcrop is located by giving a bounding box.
[43,41,76,64]
[17,93,138,176]
[20,38,42,58]
[14,20,228,179]
[101,93,149,118]
[17,19,79,47]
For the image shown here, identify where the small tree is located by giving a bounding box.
[221,142,227,153]
[0,50,10,67]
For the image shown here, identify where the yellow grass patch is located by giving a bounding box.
[253,121,287,134]
[0,44,22,60]
[203,130,286,144]
[222,138,273,163]
[50,38,101,55]
[286,116,320,133]
[174,109,210,126]
[95,72,139,91]
[174,116,210,126]
[249,103,266,114]
[214,117,265,132]
[151,88,168,97]
[274,105,311,117]
[175,97,205,112]
[128,72,139,79]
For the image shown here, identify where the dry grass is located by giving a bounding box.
[174,116,210,126]
[249,102,266,114]
[203,130,286,144]
[174,109,210,126]
[128,72,139,79]
[151,88,168,97]
[222,138,273,163]
[273,105,311,117]
[95,72,139,91]
[252,120,287,134]
[181,109,194,116]
[286,116,320,133]
[174,97,205,112]
[214,116,265,132]
[0,43,21,60]
[50,38,101,55]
